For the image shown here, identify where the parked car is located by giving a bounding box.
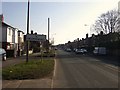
[75,48,87,54]
[93,47,106,55]
[55,47,58,50]
[66,48,72,52]
[0,48,6,61]
[73,48,77,52]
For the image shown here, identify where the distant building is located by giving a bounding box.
[24,30,47,53]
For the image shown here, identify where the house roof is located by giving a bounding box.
[18,30,24,34]
[2,22,25,34]
[2,22,15,29]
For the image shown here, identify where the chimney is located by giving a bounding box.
[100,31,103,35]
[86,33,88,38]
[31,30,33,34]
[92,34,95,37]
[0,14,4,22]
[2,14,4,22]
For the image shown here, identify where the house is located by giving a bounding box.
[0,14,25,57]
[0,14,3,48]
[1,22,19,57]
[18,30,24,56]
[24,30,47,53]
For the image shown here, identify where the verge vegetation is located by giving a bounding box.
[2,59,54,80]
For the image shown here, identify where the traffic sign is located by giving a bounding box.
[26,34,46,41]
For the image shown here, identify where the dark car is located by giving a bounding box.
[0,48,6,61]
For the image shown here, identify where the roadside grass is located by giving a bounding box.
[2,59,54,80]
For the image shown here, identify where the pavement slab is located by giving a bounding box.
[2,78,52,88]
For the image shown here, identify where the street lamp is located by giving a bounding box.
[50,33,56,45]
[84,24,92,37]
[26,0,30,62]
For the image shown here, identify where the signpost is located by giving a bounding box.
[26,0,47,62]
[26,34,46,42]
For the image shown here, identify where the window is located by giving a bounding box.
[8,27,11,35]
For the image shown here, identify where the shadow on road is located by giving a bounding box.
[89,55,119,67]
[57,50,119,67]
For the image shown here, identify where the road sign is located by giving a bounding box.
[26,34,46,41]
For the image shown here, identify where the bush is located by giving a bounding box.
[39,49,55,57]
[2,60,54,80]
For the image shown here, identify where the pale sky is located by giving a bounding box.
[2,0,119,45]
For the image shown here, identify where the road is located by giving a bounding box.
[52,50,119,88]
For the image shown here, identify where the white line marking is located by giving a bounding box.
[16,80,23,88]
[51,58,56,88]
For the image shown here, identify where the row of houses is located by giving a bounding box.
[0,15,47,58]
[0,22,24,57]
[60,31,120,56]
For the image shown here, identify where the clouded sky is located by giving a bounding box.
[2,0,119,45]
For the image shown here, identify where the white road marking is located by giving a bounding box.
[51,58,56,88]
[16,80,23,88]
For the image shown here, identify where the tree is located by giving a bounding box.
[115,10,120,33]
[93,10,119,34]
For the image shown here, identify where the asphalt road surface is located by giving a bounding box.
[52,50,119,88]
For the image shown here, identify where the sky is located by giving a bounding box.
[1,0,119,45]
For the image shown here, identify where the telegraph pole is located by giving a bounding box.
[48,18,50,43]
[26,0,30,62]
[48,18,50,52]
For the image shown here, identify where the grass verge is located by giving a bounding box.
[2,59,54,80]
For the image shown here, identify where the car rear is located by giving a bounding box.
[0,48,6,61]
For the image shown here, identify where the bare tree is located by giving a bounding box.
[115,10,120,32]
[93,10,119,34]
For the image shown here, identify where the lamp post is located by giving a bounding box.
[26,0,30,62]
[47,18,50,52]
[84,24,92,37]
[51,33,56,45]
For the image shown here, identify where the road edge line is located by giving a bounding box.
[51,58,56,88]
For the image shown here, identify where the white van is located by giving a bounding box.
[93,47,106,55]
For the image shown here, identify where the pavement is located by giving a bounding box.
[2,56,26,68]
[3,78,52,88]
[2,50,119,89]
[2,53,53,68]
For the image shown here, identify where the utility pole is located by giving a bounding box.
[48,18,50,52]
[26,0,30,62]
